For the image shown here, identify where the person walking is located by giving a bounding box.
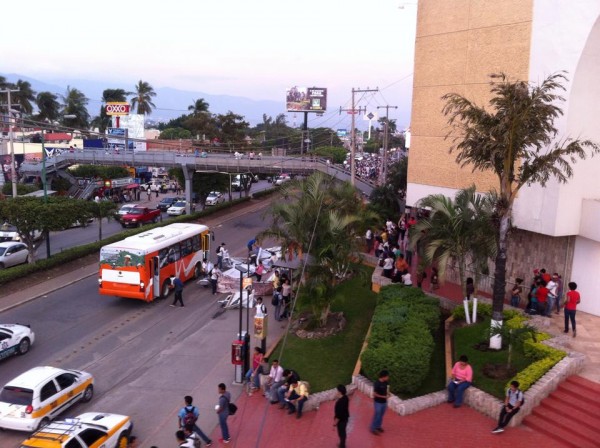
[334,384,350,448]
[564,281,580,337]
[216,383,231,444]
[447,355,473,408]
[177,396,212,446]
[370,369,390,435]
[492,381,525,434]
[217,243,226,270]
[170,275,184,307]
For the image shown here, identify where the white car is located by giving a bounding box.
[0,242,30,269]
[0,223,42,243]
[0,366,94,431]
[167,200,193,216]
[0,324,35,361]
[274,174,291,185]
[115,203,138,221]
[20,412,132,448]
[205,191,225,206]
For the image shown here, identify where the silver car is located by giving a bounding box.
[0,242,30,269]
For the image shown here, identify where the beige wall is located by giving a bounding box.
[408,0,533,195]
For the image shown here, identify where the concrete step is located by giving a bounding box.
[531,403,600,446]
[555,382,600,412]
[523,414,593,448]
[540,396,600,435]
[565,375,600,394]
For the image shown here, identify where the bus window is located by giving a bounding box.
[192,235,201,253]
[181,238,193,257]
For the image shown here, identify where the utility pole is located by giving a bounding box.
[340,87,378,186]
[377,105,398,185]
[1,88,20,197]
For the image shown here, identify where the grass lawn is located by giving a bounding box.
[271,265,377,392]
[453,320,533,399]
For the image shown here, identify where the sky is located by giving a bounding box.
[2,0,418,128]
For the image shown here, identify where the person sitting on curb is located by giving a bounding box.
[285,379,309,419]
[447,354,473,408]
[265,359,285,403]
[277,369,300,406]
[492,380,524,434]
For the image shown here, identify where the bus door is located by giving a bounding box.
[203,232,212,261]
[152,256,160,299]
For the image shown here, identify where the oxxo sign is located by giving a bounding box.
[105,102,130,116]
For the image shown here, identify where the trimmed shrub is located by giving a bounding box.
[451,302,521,322]
[362,285,440,394]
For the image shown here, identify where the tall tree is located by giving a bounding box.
[92,88,131,132]
[442,72,599,348]
[36,92,61,122]
[215,111,249,144]
[12,80,36,115]
[188,98,210,115]
[410,186,497,296]
[130,80,157,116]
[61,86,90,129]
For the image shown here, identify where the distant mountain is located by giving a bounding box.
[1,73,283,126]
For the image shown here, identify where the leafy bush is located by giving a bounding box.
[252,187,279,199]
[362,319,434,394]
[362,285,440,394]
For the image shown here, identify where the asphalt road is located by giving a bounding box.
[34,180,273,258]
[0,203,275,447]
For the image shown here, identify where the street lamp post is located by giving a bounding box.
[234,264,248,384]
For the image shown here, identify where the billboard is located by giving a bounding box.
[111,114,147,151]
[286,87,327,112]
[105,102,130,116]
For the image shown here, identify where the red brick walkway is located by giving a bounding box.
[211,389,564,447]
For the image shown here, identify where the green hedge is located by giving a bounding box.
[251,187,280,199]
[362,285,440,394]
[503,316,566,392]
[0,196,251,286]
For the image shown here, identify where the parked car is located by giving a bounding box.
[156,196,183,212]
[0,366,94,431]
[20,412,133,448]
[120,207,161,228]
[0,223,42,243]
[205,191,225,206]
[0,324,35,361]
[231,174,258,191]
[0,242,30,269]
[167,201,194,216]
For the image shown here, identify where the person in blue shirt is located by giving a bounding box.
[170,275,185,307]
[178,395,212,446]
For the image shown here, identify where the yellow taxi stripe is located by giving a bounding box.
[31,378,93,418]
[89,417,131,448]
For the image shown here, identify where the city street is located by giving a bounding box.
[0,203,276,447]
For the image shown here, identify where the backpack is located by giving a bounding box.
[182,406,197,427]
[271,295,279,306]
[228,402,238,415]
[187,433,201,448]
[216,247,220,254]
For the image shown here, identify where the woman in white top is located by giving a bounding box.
[382,255,394,278]
[402,272,413,286]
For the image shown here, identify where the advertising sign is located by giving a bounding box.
[337,129,348,137]
[107,127,126,150]
[286,87,327,112]
[254,316,267,340]
[105,102,130,116]
[115,114,147,152]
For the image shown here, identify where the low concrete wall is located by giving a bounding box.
[371,265,392,292]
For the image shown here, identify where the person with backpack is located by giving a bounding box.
[178,395,212,446]
[216,383,232,444]
[492,381,525,434]
[183,425,202,448]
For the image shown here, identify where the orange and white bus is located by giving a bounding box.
[98,223,211,301]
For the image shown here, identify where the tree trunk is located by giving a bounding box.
[320,303,331,327]
[490,213,510,349]
[98,217,103,241]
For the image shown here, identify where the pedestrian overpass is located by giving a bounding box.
[19,151,376,211]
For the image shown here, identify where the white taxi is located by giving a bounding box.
[19,412,133,448]
[167,200,193,216]
[0,366,94,432]
[0,324,35,361]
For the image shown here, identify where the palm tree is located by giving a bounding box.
[36,92,61,122]
[92,88,131,132]
[188,98,210,116]
[410,186,496,296]
[261,172,374,325]
[61,86,90,129]
[442,72,599,348]
[12,80,36,115]
[130,80,156,116]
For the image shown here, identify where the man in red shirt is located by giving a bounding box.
[536,281,549,316]
[564,281,580,337]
